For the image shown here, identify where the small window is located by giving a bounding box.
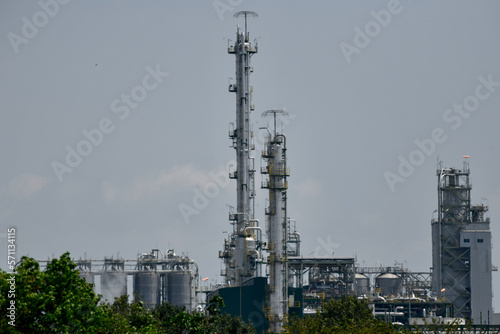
[464,238,470,243]
[478,239,484,243]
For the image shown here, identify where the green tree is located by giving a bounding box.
[0,252,113,333]
[285,296,408,334]
[156,295,255,334]
[1,253,256,333]
[203,295,255,334]
[108,295,159,333]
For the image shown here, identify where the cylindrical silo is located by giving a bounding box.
[355,273,370,296]
[167,271,192,310]
[375,273,402,296]
[134,272,160,308]
[100,272,127,303]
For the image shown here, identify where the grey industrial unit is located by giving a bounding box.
[134,272,160,307]
[134,252,161,308]
[375,273,403,296]
[133,249,197,310]
[355,264,433,299]
[288,257,356,305]
[167,271,192,309]
[431,160,493,323]
[101,258,127,304]
[355,273,370,296]
[36,249,199,310]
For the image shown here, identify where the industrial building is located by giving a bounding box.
[33,11,498,333]
[211,11,454,332]
[209,11,498,333]
[432,159,497,324]
[38,249,198,310]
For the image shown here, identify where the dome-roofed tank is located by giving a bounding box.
[375,273,402,296]
[355,273,370,296]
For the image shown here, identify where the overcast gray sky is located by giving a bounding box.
[1,1,499,309]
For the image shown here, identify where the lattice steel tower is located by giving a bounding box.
[219,11,262,286]
[431,158,493,322]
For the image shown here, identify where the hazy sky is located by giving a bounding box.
[1,1,499,309]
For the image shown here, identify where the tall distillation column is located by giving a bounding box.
[261,110,290,333]
[219,11,261,286]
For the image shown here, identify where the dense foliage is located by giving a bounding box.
[1,253,486,333]
[1,253,111,333]
[285,295,409,334]
[0,253,254,333]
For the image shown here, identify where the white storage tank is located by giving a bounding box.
[375,273,402,296]
[355,273,370,296]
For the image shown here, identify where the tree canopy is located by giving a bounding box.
[2,253,478,333]
[285,295,409,334]
[0,252,254,333]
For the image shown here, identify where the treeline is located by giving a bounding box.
[285,296,488,334]
[1,253,491,333]
[0,253,254,333]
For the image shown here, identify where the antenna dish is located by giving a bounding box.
[262,109,289,118]
[234,11,259,19]
[234,11,258,35]
[262,109,289,136]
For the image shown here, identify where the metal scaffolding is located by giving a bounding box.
[431,158,494,322]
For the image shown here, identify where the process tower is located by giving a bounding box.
[431,158,493,323]
[261,110,290,333]
[219,11,262,287]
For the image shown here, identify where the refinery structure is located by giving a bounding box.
[34,11,498,333]
[209,12,498,332]
[432,160,495,323]
[38,249,198,311]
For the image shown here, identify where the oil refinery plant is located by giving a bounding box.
[38,249,198,311]
[209,11,499,332]
[36,11,498,333]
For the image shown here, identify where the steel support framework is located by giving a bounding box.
[432,162,472,318]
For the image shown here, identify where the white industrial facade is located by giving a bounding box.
[460,224,493,323]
